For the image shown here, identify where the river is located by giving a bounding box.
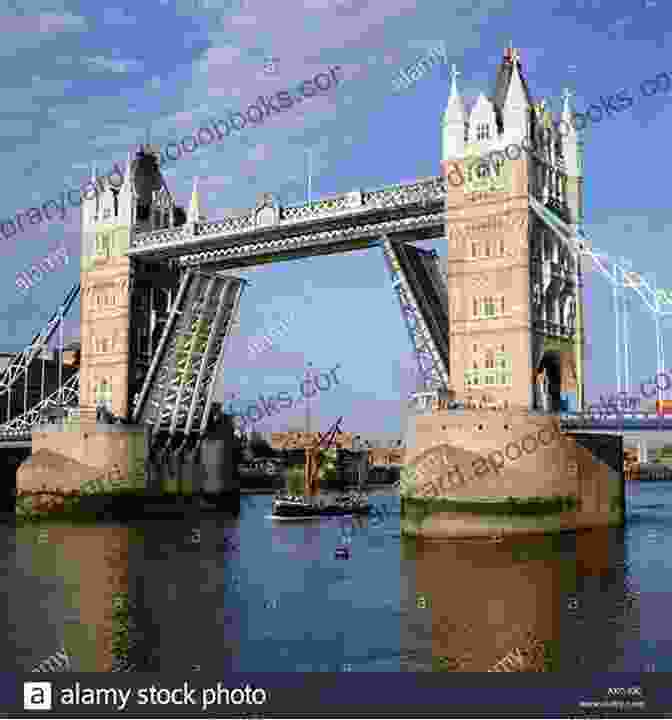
[2,483,670,672]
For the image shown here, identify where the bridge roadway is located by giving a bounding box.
[561,413,672,462]
[127,177,449,267]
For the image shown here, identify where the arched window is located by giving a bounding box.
[499,237,505,256]
[472,241,478,258]
[485,350,495,369]
[95,378,113,411]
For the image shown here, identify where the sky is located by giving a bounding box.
[0,0,670,442]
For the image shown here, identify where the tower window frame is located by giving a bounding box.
[476,123,491,141]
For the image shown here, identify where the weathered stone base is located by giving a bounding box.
[17,424,146,497]
[16,418,239,517]
[402,409,625,538]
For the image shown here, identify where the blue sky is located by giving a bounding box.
[0,0,670,440]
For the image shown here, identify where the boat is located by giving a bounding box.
[270,492,371,520]
[269,416,371,520]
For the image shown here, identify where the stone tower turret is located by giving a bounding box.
[79,145,179,421]
[440,46,583,413]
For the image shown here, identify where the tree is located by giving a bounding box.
[285,465,304,495]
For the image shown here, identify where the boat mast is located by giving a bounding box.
[304,416,343,498]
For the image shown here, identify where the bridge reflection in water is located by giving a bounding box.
[12,515,241,672]
[9,493,653,673]
[401,527,641,672]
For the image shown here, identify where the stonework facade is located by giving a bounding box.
[439,46,585,414]
[401,47,620,536]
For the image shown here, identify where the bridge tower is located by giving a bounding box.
[440,46,585,413]
[79,145,180,421]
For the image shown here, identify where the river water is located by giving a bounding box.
[3,483,670,672]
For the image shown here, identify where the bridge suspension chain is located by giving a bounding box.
[0,283,79,398]
[528,195,671,407]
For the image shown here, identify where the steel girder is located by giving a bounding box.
[0,371,80,440]
[131,269,244,453]
[128,179,449,269]
[380,237,450,392]
[0,284,79,397]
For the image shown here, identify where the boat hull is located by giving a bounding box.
[270,505,371,520]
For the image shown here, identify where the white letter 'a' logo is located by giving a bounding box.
[24,682,53,710]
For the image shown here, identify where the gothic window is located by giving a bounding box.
[495,350,512,385]
[95,378,112,410]
[96,234,111,258]
[476,123,490,141]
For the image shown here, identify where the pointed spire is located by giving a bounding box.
[561,87,576,128]
[188,176,201,224]
[449,63,460,100]
[504,53,528,112]
[443,62,467,124]
[121,151,133,190]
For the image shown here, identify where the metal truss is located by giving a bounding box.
[529,195,669,402]
[129,176,448,257]
[132,270,245,453]
[380,237,450,392]
[0,283,79,397]
[0,371,79,438]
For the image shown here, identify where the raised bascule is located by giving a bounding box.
[3,46,634,531]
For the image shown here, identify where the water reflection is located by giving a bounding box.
[11,515,241,672]
[6,484,670,673]
[401,526,642,671]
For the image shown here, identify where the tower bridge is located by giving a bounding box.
[2,45,653,529]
